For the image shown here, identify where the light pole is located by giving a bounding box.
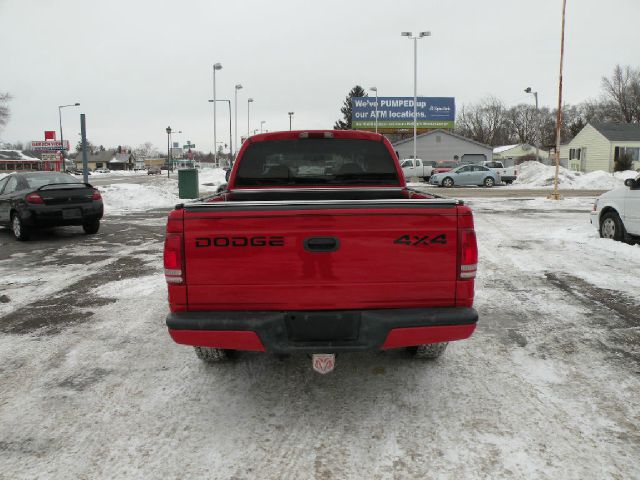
[209,99,232,167]
[401,31,430,161]
[247,98,254,138]
[369,87,378,133]
[212,62,222,164]
[58,102,80,172]
[166,126,171,178]
[234,84,243,157]
[260,120,266,133]
[288,112,294,130]
[525,87,540,163]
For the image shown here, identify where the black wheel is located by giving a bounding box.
[408,342,448,359]
[442,177,454,188]
[422,176,431,182]
[11,212,29,241]
[82,218,100,234]
[600,211,625,241]
[483,177,495,188]
[194,346,228,363]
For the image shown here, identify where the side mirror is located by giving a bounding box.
[624,178,637,189]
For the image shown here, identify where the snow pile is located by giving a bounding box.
[512,161,637,189]
[199,167,227,189]
[99,183,180,214]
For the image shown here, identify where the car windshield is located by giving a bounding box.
[235,138,400,187]
[22,173,84,189]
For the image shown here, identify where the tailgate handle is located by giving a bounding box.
[304,237,340,252]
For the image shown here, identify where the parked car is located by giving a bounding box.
[164,130,479,372]
[94,168,111,174]
[431,160,459,175]
[0,172,103,240]
[483,161,518,184]
[429,164,501,188]
[69,168,91,176]
[148,167,162,175]
[590,175,640,242]
[400,158,433,181]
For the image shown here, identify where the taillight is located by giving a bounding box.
[25,192,44,204]
[459,229,478,279]
[592,199,598,212]
[92,189,102,200]
[164,233,184,284]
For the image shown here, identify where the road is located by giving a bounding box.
[0,179,638,479]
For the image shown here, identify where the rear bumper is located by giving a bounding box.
[166,307,478,354]
[20,203,103,227]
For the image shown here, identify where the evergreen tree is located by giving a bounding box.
[334,85,367,129]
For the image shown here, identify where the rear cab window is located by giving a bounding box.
[235,138,400,187]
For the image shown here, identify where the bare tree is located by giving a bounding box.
[601,64,640,123]
[505,104,539,144]
[456,96,510,146]
[0,92,12,131]
[134,142,158,157]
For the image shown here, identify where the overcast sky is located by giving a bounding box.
[1,0,639,153]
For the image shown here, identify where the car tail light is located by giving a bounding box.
[592,199,598,212]
[92,189,102,200]
[25,192,44,204]
[164,233,184,284]
[459,229,478,279]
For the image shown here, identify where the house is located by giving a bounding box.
[393,129,493,165]
[79,150,136,171]
[560,123,640,172]
[493,144,543,166]
[0,150,42,171]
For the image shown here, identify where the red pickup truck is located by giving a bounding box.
[164,130,478,372]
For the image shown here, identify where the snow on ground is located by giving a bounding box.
[99,183,180,214]
[511,161,637,189]
[198,167,227,188]
[1,196,639,478]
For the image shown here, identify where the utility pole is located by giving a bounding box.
[549,0,566,201]
[288,112,294,130]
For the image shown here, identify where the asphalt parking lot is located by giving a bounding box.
[1,177,639,479]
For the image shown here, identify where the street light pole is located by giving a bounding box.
[369,87,378,133]
[525,87,540,163]
[58,102,80,172]
[212,63,222,166]
[402,31,430,161]
[247,98,254,138]
[288,112,294,131]
[234,84,243,157]
[166,126,171,178]
[209,99,232,167]
[260,120,266,133]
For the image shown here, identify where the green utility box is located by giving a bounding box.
[178,169,199,199]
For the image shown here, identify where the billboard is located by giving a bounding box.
[351,96,455,131]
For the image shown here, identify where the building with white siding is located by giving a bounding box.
[560,123,640,172]
[393,129,492,165]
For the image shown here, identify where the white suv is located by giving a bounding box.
[591,175,640,242]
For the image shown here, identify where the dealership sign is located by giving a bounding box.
[351,96,455,130]
[30,140,70,151]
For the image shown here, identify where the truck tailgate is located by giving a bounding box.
[183,200,460,311]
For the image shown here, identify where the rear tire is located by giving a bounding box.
[82,218,100,234]
[408,342,448,359]
[194,346,227,363]
[11,213,29,241]
[600,211,625,241]
[442,177,454,188]
[483,177,495,188]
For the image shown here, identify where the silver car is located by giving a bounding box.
[429,164,501,188]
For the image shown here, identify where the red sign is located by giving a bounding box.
[44,131,56,140]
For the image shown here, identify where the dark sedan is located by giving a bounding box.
[0,172,104,240]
